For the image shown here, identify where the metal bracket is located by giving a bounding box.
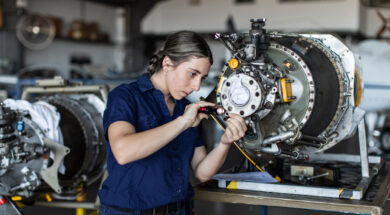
[359,119,370,178]
[40,137,70,193]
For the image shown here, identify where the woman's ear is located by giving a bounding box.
[162,56,173,68]
[162,56,173,74]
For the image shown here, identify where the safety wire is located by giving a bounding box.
[208,114,265,172]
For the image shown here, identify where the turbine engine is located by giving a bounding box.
[210,19,362,160]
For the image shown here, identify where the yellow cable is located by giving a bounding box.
[209,114,264,172]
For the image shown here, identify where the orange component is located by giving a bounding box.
[354,67,363,107]
[45,193,52,202]
[228,58,240,69]
[280,78,294,103]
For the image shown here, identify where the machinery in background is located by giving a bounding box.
[202,19,381,200]
[0,77,108,214]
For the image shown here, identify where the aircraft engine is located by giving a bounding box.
[0,83,106,209]
[0,103,52,197]
[208,19,363,161]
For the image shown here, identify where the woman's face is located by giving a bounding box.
[165,57,210,100]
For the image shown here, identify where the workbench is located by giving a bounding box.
[194,163,390,215]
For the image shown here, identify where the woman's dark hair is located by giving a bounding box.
[147,31,213,76]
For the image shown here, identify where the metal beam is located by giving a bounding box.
[124,0,163,75]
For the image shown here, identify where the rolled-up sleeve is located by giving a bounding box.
[103,85,137,141]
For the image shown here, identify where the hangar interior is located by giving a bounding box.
[2,0,390,214]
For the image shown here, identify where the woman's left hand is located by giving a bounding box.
[220,113,247,145]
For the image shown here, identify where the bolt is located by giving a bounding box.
[264,102,273,109]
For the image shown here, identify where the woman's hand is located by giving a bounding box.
[220,113,247,145]
[181,101,215,129]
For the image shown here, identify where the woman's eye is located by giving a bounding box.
[189,72,196,77]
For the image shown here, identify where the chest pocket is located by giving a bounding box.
[138,114,160,131]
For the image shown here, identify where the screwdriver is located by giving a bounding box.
[198,106,225,115]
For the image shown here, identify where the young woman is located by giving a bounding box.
[98,31,247,215]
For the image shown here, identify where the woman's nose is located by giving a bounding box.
[192,79,201,91]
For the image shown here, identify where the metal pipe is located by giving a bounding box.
[263,131,295,145]
[295,140,322,148]
[260,143,280,154]
[301,134,326,143]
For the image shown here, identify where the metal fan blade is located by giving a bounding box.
[16,14,55,50]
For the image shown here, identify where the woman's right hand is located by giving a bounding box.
[220,113,247,145]
[181,101,215,129]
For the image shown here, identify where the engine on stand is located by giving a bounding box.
[202,19,381,200]
[0,77,107,214]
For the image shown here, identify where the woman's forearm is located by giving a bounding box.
[194,142,231,182]
[110,117,187,165]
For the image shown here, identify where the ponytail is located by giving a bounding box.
[147,48,165,76]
